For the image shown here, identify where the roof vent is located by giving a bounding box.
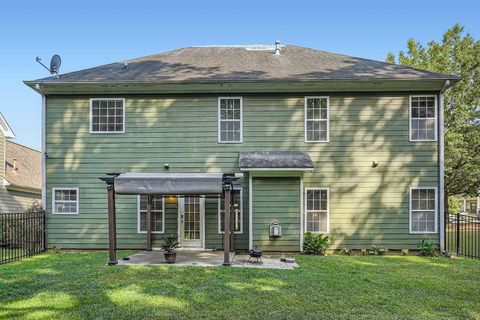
[274,41,281,55]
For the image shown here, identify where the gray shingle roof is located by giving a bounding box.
[30,45,458,83]
[239,151,314,169]
[4,141,41,191]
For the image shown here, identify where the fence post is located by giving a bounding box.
[456,212,460,256]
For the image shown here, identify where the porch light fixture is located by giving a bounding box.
[166,195,177,204]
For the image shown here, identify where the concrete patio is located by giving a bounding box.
[117,250,299,270]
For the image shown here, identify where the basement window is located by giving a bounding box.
[305,188,329,233]
[218,97,242,143]
[218,188,243,234]
[137,195,165,233]
[90,98,125,133]
[410,187,437,233]
[410,95,437,141]
[52,188,79,214]
[305,97,329,142]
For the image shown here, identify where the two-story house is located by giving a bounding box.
[25,44,459,253]
[0,113,42,212]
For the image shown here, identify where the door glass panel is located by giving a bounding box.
[184,197,200,240]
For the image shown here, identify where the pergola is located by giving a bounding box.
[100,172,242,266]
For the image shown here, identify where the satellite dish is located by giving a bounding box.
[50,55,61,75]
[35,54,62,78]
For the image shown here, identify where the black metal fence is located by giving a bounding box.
[0,211,45,264]
[445,213,480,259]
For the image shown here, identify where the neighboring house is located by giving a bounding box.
[0,113,41,212]
[25,44,459,251]
[459,195,479,215]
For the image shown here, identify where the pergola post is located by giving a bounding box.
[223,184,231,266]
[146,194,152,251]
[230,202,235,252]
[104,177,117,265]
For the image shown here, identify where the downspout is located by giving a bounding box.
[439,80,450,251]
[40,86,46,211]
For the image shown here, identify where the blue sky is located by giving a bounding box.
[0,0,478,150]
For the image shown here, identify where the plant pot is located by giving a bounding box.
[164,252,177,264]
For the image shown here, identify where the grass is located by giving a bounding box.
[0,251,479,319]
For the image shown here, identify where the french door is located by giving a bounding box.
[178,197,204,248]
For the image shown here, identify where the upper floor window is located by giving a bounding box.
[90,98,125,133]
[305,188,329,233]
[410,95,437,141]
[138,195,165,233]
[305,97,329,142]
[52,188,79,214]
[410,187,437,233]
[218,188,243,234]
[218,97,242,143]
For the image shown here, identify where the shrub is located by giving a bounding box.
[417,239,438,257]
[401,248,409,256]
[338,247,354,256]
[360,248,368,255]
[368,245,389,256]
[303,232,330,255]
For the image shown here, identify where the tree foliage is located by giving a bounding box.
[387,24,480,197]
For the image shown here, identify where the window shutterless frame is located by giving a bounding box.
[409,95,437,142]
[89,98,126,134]
[218,188,243,234]
[304,187,330,233]
[409,186,438,234]
[52,187,79,215]
[304,96,330,143]
[217,97,243,143]
[137,195,165,234]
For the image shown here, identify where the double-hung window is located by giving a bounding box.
[410,187,437,233]
[218,188,243,234]
[305,188,329,233]
[410,95,437,141]
[52,188,79,214]
[90,98,125,133]
[218,97,242,143]
[138,195,165,233]
[305,97,329,142]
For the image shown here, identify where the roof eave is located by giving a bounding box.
[24,78,460,95]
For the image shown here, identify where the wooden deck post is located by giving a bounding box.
[223,186,231,266]
[107,179,117,265]
[146,195,152,251]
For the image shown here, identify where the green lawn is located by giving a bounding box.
[1,252,479,320]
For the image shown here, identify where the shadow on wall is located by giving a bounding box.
[49,65,438,249]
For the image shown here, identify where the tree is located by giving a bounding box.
[387,24,480,213]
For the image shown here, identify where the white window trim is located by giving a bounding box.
[304,187,330,234]
[218,188,243,234]
[409,95,438,142]
[52,187,79,215]
[217,97,243,144]
[304,96,330,143]
[409,186,438,234]
[89,98,126,134]
[137,195,166,234]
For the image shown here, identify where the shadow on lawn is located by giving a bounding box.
[0,252,289,319]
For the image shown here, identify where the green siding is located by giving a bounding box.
[45,94,439,250]
[252,177,300,251]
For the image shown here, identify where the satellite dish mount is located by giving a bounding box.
[36,54,61,78]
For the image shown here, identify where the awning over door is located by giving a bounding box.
[239,151,314,171]
[114,172,226,195]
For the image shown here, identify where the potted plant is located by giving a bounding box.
[161,235,180,263]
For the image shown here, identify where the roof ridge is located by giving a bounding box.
[6,140,41,154]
